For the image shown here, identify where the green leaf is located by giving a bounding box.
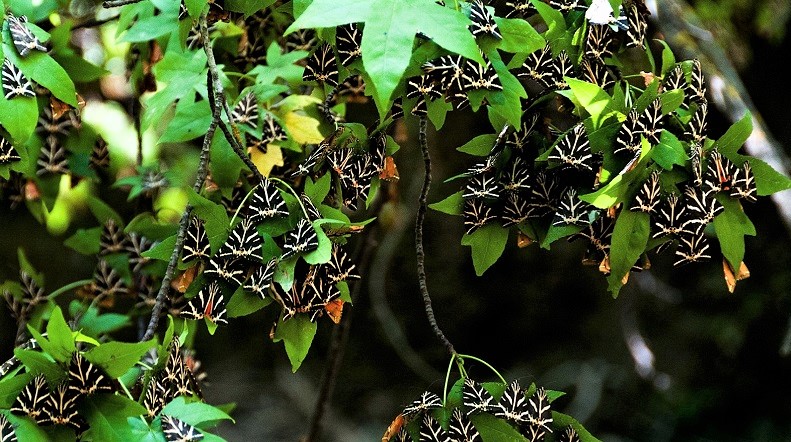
[226,0,274,16]
[532,0,566,44]
[184,0,207,18]
[84,339,157,378]
[227,286,272,318]
[159,99,213,143]
[427,98,452,130]
[461,224,509,276]
[541,224,583,249]
[484,48,526,128]
[14,349,64,382]
[302,220,332,265]
[304,174,332,203]
[715,112,752,158]
[144,49,207,129]
[2,43,77,106]
[209,130,245,190]
[649,131,686,170]
[429,191,464,216]
[469,413,527,441]
[0,94,37,143]
[579,174,624,209]
[186,188,231,254]
[747,156,791,196]
[607,211,650,297]
[272,314,317,372]
[64,227,102,255]
[562,78,613,128]
[142,234,177,262]
[658,40,676,76]
[551,412,602,442]
[75,306,131,337]
[87,195,124,226]
[161,397,234,428]
[0,373,32,408]
[3,413,50,442]
[121,13,178,42]
[713,195,756,269]
[46,306,76,363]
[457,134,497,156]
[493,17,545,54]
[127,417,163,442]
[659,89,685,114]
[82,394,148,442]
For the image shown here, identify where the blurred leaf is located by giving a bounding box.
[457,134,497,156]
[142,235,177,262]
[87,195,124,226]
[85,339,157,378]
[184,0,207,18]
[272,314,317,372]
[46,306,76,363]
[64,227,102,255]
[0,94,37,143]
[461,224,509,276]
[2,42,77,106]
[121,13,178,42]
[429,191,464,215]
[226,0,275,16]
[159,100,213,143]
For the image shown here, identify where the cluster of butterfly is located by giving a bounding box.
[139,337,204,419]
[388,379,580,442]
[178,177,359,325]
[230,92,288,154]
[6,352,117,435]
[1,271,48,331]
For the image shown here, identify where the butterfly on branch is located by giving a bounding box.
[303,44,339,87]
[0,135,21,164]
[461,58,503,91]
[336,23,362,66]
[469,0,502,40]
[683,185,723,232]
[688,59,707,104]
[231,92,258,129]
[180,280,228,325]
[7,15,47,57]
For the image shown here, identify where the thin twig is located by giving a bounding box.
[141,15,217,342]
[415,116,456,357]
[103,0,142,7]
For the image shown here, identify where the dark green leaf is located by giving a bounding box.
[82,394,148,442]
[713,195,756,270]
[141,234,177,262]
[551,412,602,442]
[461,224,509,276]
[747,157,791,196]
[2,43,77,106]
[429,191,464,216]
[0,94,37,143]
[161,396,235,428]
[13,349,64,382]
[84,339,157,378]
[272,314,317,372]
[159,99,213,143]
[3,412,49,442]
[427,98,452,130]
[304,174,332,203]
[64,227,102,255]
[649,131,686,170]
[227,286,272,318]
[0,373,33,408]
[302,220,332,265]
[607,211,650,297]
[457,134,497,156]
[46,306,75,363]
[469,413,527,441]
[186,188,231,254]
[715,112,752,158]
[209,130,245,190]
[87,195,124,226]
[541,224,583,249]
[121,13,178,42]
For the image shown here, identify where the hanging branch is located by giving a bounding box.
[141,14,217,342]
[415,116,456,357]
[103,0,142,7]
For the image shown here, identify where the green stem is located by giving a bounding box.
[269,177,310,219]
[47,279,93,299]
[117,378,135,400]
[457,354,507,385]
[442,353,457,405]
[230,185,258,225]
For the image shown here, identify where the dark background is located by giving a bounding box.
[3,2,791,441]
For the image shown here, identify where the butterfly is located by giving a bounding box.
[403,391,443,417]
[10,374,50,421]
[549,0,587,13]
[284,29,318,52]
[500,157,532,193]
[684,102,708,144]
[463,199,495,235]
[703,149,736,193]
[462,378,495,415]
[519,44,554,87]
[99,218,129,255]
[526,171,560,215]
[36,135,68,176]
[90,136,110,169]
[260,113,288,146]
[525,387,554,439]
[41,383,83,431]
[422,55,466,95]
[182,216,210,263]
[630,170,662,214]
[730,162,757,203]
[419,415,450,442]
[142,374,170,418]
[231,92,258,128]
[204,256,246,286]
[0,413,17,442]
[303,44,339,87]
[161,415,204,442]
[546,50,574,89]
[584,24,615,61]
[501,193,535,227]
[625,3,649,48]
[7,15,47,57]
[689,142,704,188]
[636,98,664,145]
[553,188,593,226]
[674,231,711,267]
[236,32,268,66]
[571,215,614,265]
[406,75,442,116]
[493,380,529,424]
[281,218,319,259]
[92,259,128,298]
[652,194,692,238]
[163,338,201,398]
[683,186,723,233]
[559,426,581,442]
[548,123,594,171]
[248,179,289,223]
[0,136,21,164]
[68,353,115,396]
[180,280,228,325]
[688,59,707,104]
[244,258,277,300]
[463,173,501,200]
[505,0,537,18]
[662,64,686,92]
[323,244,360,283]
[218,218,263,263]
[469,0,501,39]
[339,156,377,210]
[579,57,618,90]
[336,23,362,66]
[461,58,502,91]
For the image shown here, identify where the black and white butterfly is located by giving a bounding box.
[546,50,574,89]
[204,256,246,286]
[548,123,593,171]
[323,244,360,283]
[248,179,289,223]
[674,231,711,267]
[464,199,495,234]
[282,218,319,259]
[461,58,502,91]
[92,259,128,298]
[469,0,501,40]
[506,114,538,152]
[336,23,362,66]
[553,188,593,226]
[126,233,154,272]
[10,374,50,422]
[559,426,581,442]
[505,0,537,18]
[526,171,560,215]
[284,29,317,52]
[41,383,83,430]
[519,44,553,87]
[663,65,686,92]
[500,157,531,193]
[652,194,692,238]
[687,59,707,104]
[625,3,649,48]
[406,75,442,116]
[493,380,529,424]
[403,391,443,417]
[2,59,35,99]
[571,215,614,264]
[260,113,288,146]
[526,387,554,439]
[218,218,263,263]
[420,415,450,442]
[462,378,495,415]
[0,136,21,164]
[36,135,68,176]
[449,409,480,441]
[463,173,501,200]
[68,353,114,396]
[683,186,723,234]
[636,98,664,145]
[161,415,204,442]
[501,193,536,227]
[99,218,128,255]
[730,162,757,203]
[303,44,339,87]
[7,15,47,57]
[585,24,615,61]
[181,280,228,325]
[142,374,169,418]
[689,142,704,188]
[422,55,466,95]
[630,170,661,213]
[0,413,17,442]
[684,102,708,144]
[183,217,210,263]
[549,0,586,13]
[231,93,258,128]
[244,258,277,300]
[579,57,618,90]
[703,149,736,193]
[339,155,376,210]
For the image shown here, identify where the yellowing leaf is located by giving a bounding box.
[250,145,284,177]
[283,112,324,144]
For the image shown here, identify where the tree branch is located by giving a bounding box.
[415,116,456,357]
[103,0,142,8]
[141,15,217,342]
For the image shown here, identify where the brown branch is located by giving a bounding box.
[415,116,456,357]
[103,0,142,7]
[141,15,217,342]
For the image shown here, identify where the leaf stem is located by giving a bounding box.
[269,177,310,219]
[457,354,507,385]
[442,353,456,405]
[47,279,93,299]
